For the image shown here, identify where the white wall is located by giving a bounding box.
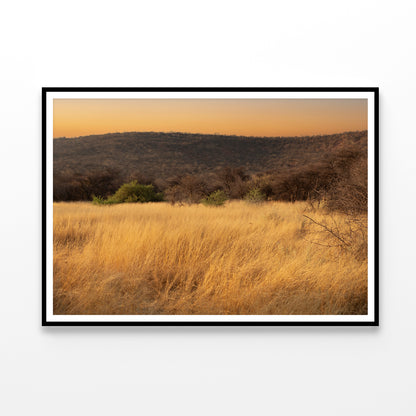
[0,1,415,415]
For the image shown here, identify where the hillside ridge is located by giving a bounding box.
[54,130,368,179]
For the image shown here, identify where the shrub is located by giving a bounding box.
[54,168,122,201]
[164,174,212,204]
[93,181,163,204]
[244,188,267,204]
[215,167,249,199]
[201,190,228,207]
[268,164,336,203]
[92,195,116,205]
[326,154,368,214]
[247,175,274,199]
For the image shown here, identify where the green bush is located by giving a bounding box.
[201,190,228,206]
[93,181,163,204]
[92,195,111,205]
[244,188,266,204]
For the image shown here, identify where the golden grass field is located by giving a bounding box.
[53,201,367,315]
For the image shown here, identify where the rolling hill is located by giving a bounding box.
[53,130,367,179]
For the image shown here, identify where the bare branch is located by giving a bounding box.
[303,215,351,246]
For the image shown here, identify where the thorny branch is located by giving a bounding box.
[302,215,351,246]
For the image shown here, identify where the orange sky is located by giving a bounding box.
[53,99,367,138]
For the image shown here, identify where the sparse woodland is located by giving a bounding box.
[53,130,367,203]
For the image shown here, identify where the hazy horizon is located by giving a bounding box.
[53,99,368,139]
[54,128,368,140]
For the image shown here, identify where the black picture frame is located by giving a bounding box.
[42,87,379,326]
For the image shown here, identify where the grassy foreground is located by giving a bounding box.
[53,201,367,315]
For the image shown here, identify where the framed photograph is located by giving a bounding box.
[43,87,378,326]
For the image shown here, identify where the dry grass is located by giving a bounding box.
[53,201,367,315]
